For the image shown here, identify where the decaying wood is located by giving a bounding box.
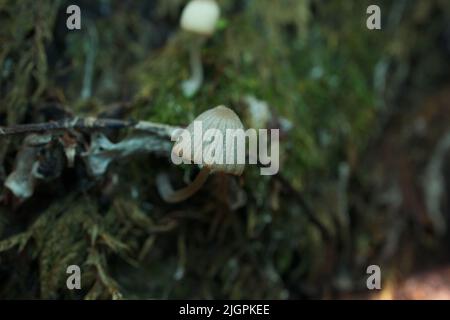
[1,117,182,199]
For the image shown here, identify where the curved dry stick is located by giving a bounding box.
[0,117,179,138]
[156,167,211,203]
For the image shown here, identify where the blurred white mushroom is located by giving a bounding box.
[180,0,220,97]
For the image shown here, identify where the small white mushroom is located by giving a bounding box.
[179,0,220,97]
[180,0,220,36]
[157,105,244,203]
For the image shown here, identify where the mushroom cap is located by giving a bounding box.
[172,105,245,176]
[180,0,220,36]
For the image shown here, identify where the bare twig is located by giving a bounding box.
[0,117,180,138]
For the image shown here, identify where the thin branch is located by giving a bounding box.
[0,117,180,138]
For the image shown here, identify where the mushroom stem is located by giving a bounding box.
[181,39,204,97]
[156,167,210,203]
